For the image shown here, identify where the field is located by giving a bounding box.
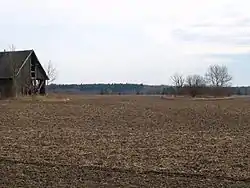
[0,95,250,187]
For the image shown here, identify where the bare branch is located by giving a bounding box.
[170,73,185,95]
[170,73,185,88]
[186,74,206,87]
[205,65,232,87]
[46,60,57,85]
[9,44,16,52]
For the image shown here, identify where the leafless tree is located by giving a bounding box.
[170,73,185,95]
[186,74,206,87]
[205,64,232,87]
[170,73,185,88]
[46,60,57,85]
[185,74,206,97]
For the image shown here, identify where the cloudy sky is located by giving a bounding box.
[1,0,250,85]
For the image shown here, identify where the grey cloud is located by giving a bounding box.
[208,53,250,60]
[236,18,250,26]
[191,17,250,28]
[173,25,250,46]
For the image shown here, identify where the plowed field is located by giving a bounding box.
[0,95,250,187]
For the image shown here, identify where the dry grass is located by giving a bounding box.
[0,95,250,187]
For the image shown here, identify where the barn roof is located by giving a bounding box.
[0,50,49,80]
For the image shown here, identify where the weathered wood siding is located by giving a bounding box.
[0,79,13,98]
[0,51,48,98]
[16,55,32,95]
[30,53,47,80]
[36,65,47,80]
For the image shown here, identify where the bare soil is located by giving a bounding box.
[0,95,250,187]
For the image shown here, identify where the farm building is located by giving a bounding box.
[0,50,49,98]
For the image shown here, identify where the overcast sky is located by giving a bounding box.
[0,0,250,85]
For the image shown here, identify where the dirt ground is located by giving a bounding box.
[0,95,250,188]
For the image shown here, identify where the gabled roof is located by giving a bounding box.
[0,50,49,80]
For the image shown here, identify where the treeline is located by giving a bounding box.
[47,83,170,95]
[48,83,144,95]
[47,83,250,96]
[169,64,236,97]
[48,64,250,97]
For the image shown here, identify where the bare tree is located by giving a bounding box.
[170,73,185,95]
[185,74,206,97]
[170,73,185,88]
[205,64,232,87]
[186,74,206,87]
[46,60,57,85]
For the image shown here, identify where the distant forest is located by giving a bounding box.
[47,84,250,96]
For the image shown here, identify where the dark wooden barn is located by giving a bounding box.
[0,50,49,98]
